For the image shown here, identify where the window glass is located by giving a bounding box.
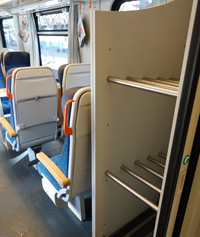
[37,11,69,31]
[112,0,168,11]
[119,0,141,11]
[39,35,68,72]
[2,18,18,50]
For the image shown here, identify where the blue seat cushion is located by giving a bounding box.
[0,68,10,115]
[38,87,80,192]
[1,98,10,115]
[0,72,6,88]
[38,135,70,191]
[5,100,17,146]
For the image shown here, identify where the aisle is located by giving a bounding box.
[0,139,92,237]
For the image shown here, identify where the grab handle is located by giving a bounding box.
[63,99,75,135]
[6,75,12,99]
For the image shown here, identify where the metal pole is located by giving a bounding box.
[105,170,158,212]
[135,160,163,179]
[107,77,178,97]
[147,156,165,168]
[121,165,161,193]
[158,152,167,159]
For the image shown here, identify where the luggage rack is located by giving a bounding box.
[105,152,166,212]
[108,76,179,97]
[106,76,174,212]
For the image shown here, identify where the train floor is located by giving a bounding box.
[0,138,92,237]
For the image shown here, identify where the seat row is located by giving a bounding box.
[0,50,91,221]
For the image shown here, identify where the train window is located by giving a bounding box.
[1,18,18,50]
[35,8,69,79]
[111,0,169,11]
[37,11,69,31]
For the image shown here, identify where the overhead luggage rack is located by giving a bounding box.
[108,76,179,97]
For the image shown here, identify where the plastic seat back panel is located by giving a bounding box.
[13,68,57,129]
[62,64,90,93]
[14,69,57,100]
[10,66,58,150]
[75,94,91,139]
[68,89,91,198]
[18,123,57,150]
[16,97,57,128]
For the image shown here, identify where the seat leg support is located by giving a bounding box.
[68,194,86,221]
[27,148,38,170]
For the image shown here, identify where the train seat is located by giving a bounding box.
[0,66,10,116]
[61,63,91,94]
[56,64,68,126]
[0,66,58,154]
[0,51,31,128]
[57,63,90,128]
[58,64,67,91]
[36,63,91,221]
[1,51,30,79]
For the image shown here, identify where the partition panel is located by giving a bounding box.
[91,0,193,235]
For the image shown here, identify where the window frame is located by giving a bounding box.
[111,0,133,11]
[0,16,15,49]
[34,7,69,66]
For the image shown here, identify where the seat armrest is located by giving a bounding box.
[0,117,17,137]
[36,152,70,188]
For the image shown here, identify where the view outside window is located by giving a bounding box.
[36,11,69,78]
[119,0,141,11]
[2,18,18,50]
[119,0,168,11]
[39,35,68,69]
[37,12,68,31]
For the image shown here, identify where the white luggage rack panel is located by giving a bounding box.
[90,0,193,235]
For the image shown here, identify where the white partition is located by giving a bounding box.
[91,0,193,236]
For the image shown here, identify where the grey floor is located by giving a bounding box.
[0,138,92,237]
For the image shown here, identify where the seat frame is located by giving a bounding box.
[0,67,58,165]
[37,64,91,221]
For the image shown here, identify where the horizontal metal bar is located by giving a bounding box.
[158,152,167,159]
[135,160,163,179]
[131,78,178,91]
[121,165,161,193]
[105,170,158,212]
[142,77,179,89]
[157,77,179,84]
[108,77,178,97]
[168,78,180,83]
[147,156,165,168]
[37,31,68,35]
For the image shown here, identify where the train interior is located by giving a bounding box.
[0,0,199,236]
